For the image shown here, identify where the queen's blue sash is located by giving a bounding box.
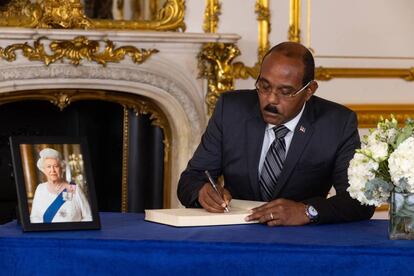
[43,188,67,223]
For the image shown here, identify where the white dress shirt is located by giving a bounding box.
[258,103,306,174]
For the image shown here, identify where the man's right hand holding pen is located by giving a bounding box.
[198,171,232,213]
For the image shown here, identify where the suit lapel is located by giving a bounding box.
[273,100,316,198]
[246,107,266,200]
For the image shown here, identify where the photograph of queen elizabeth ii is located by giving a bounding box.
[10,136,100,231]
[30,147,92,223]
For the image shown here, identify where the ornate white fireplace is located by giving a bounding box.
[0,28,239,208]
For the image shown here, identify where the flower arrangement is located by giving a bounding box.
[347,115,414,206]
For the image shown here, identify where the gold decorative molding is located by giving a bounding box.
[198,42,240,115]
[93,0,186,31]
[316,67,414,81]
[200,0,269,114]
[255,0,271,63]
[0,36,159,66]
[305,0,311,48]
[0,0,91,29]
[347,104,414,128]
[231,0,270,81]
[288,0,301,42]
[0,0,186,31]
[50,92,71,110]
[0,89,172,209]
[203,0,221,33]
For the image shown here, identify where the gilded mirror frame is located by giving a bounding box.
[0,0,186,31]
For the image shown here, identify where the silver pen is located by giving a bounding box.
[204,170,230,212]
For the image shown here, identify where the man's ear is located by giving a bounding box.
[305,80,318,100]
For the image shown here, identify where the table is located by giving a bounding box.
[1,213,413,275]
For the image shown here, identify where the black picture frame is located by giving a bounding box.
[9,136,101,231]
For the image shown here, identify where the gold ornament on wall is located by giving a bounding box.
[315,67,414,82]
[0,0,185,31]
[232,0,270,81]
[0,36,159,66]
[0,0,91,29]
[347,105,414,128]
[198,42,240,115]
[93,0,186,31]
[288,0,301,43]
[50,92,71,110]
[200,0,270,114]
[203,0,221,33]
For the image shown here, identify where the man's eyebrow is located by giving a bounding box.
[277,84,295,89]
[257,77,270,83]
[258,77,296,89]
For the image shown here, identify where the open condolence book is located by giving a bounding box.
[144,199,265,227]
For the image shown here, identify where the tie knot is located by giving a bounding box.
[273,125,289,139]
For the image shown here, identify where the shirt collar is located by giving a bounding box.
[266,103,306,132]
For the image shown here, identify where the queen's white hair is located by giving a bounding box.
[36,148,66,172]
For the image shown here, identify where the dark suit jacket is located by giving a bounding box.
[177,90,375,224]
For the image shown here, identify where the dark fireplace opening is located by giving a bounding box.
[0,96,165,224]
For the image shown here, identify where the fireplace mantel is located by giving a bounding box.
[0,28,240,208]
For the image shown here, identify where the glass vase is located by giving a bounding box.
[389,192,414,240]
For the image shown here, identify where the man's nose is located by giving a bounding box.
[267,91,281,103]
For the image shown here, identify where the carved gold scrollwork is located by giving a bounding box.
[0,0,91,29]
[203,0,221,33]
[0,36,158,66]
[0,0,185,31]
[231,0,270,81]
[255,0,271,62]
[50,92,71,110]
[288,0,301,42]
[198,42,240,115]
[38,0,92,29]
[90,0,186,31]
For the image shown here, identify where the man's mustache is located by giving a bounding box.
[264,105,279,114]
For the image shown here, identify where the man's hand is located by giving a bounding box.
[245,198,310,226]
[198,183,232,212]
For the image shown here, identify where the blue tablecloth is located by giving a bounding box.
[0,212,413,275]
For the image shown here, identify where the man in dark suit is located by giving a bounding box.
[177,41,375,225]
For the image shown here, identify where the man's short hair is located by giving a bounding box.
[264,42,315,86]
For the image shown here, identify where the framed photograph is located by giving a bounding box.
[9,136,100,231]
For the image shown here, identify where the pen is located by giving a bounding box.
[204,170,230,212]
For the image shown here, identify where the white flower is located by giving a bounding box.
[389,137,414,193]
[386,128,398,144]
[368,141,389,161]
[347,153,381,205]
[348,116,414,207]
[362,129,389,161]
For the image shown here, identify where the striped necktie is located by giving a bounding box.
[259,125,290,201]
